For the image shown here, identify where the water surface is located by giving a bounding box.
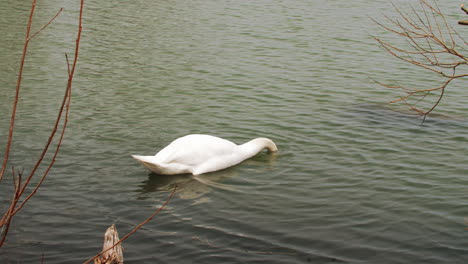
[0,0,467,263]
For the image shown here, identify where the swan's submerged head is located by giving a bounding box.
[250,138,278,152]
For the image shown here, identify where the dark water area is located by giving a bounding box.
[1,0,467,263]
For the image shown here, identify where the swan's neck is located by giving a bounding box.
[238,138,278,159]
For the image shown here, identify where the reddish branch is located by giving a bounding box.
[0,169,22,246]
[0,4,63,183]
[0,0,37,183]
[13,0,84,215]
[0,0,84,248]
[372,0,467,117]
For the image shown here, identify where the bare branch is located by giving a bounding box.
[0,170,22,248]
[0,5,63,184]
[1,0,85,248]
[13,0,84,216]
[373,0,467,117]
[0,0,38,183]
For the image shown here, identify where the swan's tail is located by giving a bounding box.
[131,155,149,160]
[131,155,153,164]
[131,155,191,175]
[132,155,165,174]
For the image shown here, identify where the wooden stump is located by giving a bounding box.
[94,224,124,264]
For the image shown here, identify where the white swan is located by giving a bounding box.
[132,134,278,175]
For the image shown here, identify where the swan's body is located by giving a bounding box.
[132,134,278,175]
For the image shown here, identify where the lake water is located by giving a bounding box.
[1,0,467,263]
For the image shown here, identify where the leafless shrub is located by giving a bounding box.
[0,0,84,248]
[372,0,467,119]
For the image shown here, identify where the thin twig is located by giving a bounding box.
[28,8,63,40]
[0,0,37,183]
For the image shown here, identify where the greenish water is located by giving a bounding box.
[1,0,467,263]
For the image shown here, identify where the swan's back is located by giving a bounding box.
[154,134,237,166]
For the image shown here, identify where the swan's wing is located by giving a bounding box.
[154,134,237,166]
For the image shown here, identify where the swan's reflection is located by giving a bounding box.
[136,152,278,203]
[136,169,237,203]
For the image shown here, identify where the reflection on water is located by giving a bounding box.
[138,173,212,202]
[137,152,279,203]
